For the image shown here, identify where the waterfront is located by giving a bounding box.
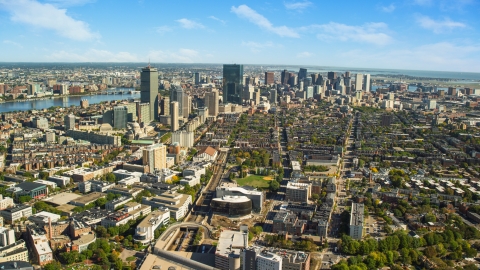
[0,88,139,114]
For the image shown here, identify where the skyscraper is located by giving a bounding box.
[327,72,337,81]
[265,72,274,85]
[363,74,371,92]
[298,68,307,81]
[170,101,179,132]
[281,69,290,85]
[143,143,167,173]
[194,72,200,85]
[205,89,219,117]
[113,106,127,129]
[64,114,75,130]
[223,64,244,104]
[140,65,159,121]
[355,73,363,91]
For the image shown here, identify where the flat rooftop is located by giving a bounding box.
[216,230,247,258]
[69,192,106,206]
[350,203,365,227]
[43,192,82,206]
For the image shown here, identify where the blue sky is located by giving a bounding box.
[0,0,479,72]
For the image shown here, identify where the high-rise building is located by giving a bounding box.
[140,66,159,121]
[194,72,200,85]
[363,74,371,92]
[243,85,254,100]
[113,106,127,129]
[223,64,244,104]
[170,101,179,132]
[64,114,75,130]
[350,203,364,239]
[298,68,307,81]
[182,94,192,118]
[171,130,194,148]
[125,103,137,122]
[281,69,290,85]
[160,96,170,116]
[311,74,319,85]
[355,73,363,91]
[327,72,337,81]
[264,72,274,85]
[270,89,277,104]
[448,87,457,96]
[80,99,89,109]
[0,227,15,247]
[143,143,167,173]
[288,74,297,87]
[205,90,219,117]
[136,103,151,124]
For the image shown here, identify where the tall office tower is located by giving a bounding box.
[223,64,244,104]
[288,74,297,87]
[448,87,457,96]
[64,114,75,130]
[363,74,371,92]
[243,85,254,100]
[170,101,179,132]
[182,95,192,118]
[253,89,261,105]
[281,69,290,85]
[270,89,277,104]
[143,143,167,173]
[103,110,113,125]
[80,99,89,109]
[316,75,324,85]
[140,65,159,121]
[194,72,200,85]
[355,73,363,91]
[345,71,351,78]
[298,68,307,81]
[311,74,319,85]
[136,103,151,124]
[205,89,219,117]
[113,106,127,129]
[0,227,15,247]
[327,72,337,81]
[174,87,185,117]
[305,86,314,99]
[265,72,274,85]
[344,76,352,88]
[160,96,170,116]
[243,75,248,85]
[125,103,137,122]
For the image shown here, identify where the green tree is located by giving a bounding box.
[106,173,116,183]
[269,180,280,192]
[43,261,62,270]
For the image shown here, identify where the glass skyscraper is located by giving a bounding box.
[140,66,159,121]
[223,64,244,104]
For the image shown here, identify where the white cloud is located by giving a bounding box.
[156,26,172,35]
[45,0,95,7]
[3,40,22,48]
[231,5,299,38]
[297,51,313,58]
[241,41,275,52]
[48,49,138,62]
[416,15,466,33]
[412,0,432,6]
[176,18,205,29]
[311,22,392,45]
[284,1,312,11]
[381,4,396,12]
[208,16,226,24]
[0,0,99,41]
[148,48,199,63]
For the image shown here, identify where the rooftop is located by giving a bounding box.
[350,203,365,227]
[216,230,248,258]
[43,192,82,206]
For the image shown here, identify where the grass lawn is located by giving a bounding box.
[235,175,271,188]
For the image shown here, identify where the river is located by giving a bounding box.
[0,88,140,114]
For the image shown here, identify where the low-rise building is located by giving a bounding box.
[0,196,14,211]
[134,208,170,244]
[101,212,132,228]
[142,191,192,220]
[105,196,132,211]
[69,192,106,207]
[216,182,264,212]
[0,239,29,263]
[47,176,71,187]
[285,182,311,203]
[26,226,53,266]
[0,205,32,224]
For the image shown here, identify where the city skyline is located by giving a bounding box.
[0,1,478,73]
